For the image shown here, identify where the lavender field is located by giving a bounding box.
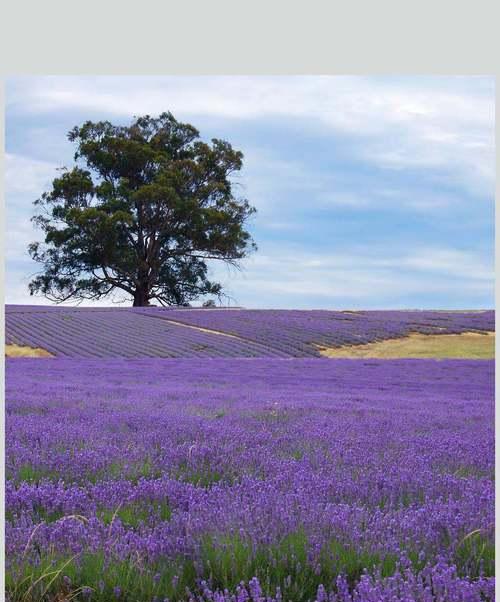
[5,306,494,358]
[6,354,495,601]
[6,71,495,602]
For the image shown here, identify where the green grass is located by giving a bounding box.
[5,534,398,602]
[201,532,400,597]
[175,460,227,487]
[98,501,172,528]
[12,458,168,487]
[454,531,495,578]
[7,528,494,602]
[14,464,60,485]
[6,552,195,602]
[127,459,164,483]
[452,465,494,480]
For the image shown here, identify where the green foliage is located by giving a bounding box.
[175,460,226,487]
[7,530,492,602]
[6,534,400,602]
[454,530,494,578]
[6,552,196,602]
[28,113,256,306]
[199,531,399,599]
[14,464,59,485]
[98,501,172,528]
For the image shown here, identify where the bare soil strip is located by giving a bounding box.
[5,344,54,358]
[156,318,243,340]
[316,331,495,359]
[145,315,285,355]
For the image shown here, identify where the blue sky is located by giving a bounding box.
[5,76,495,309]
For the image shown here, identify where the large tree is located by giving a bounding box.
[28,113,256,306]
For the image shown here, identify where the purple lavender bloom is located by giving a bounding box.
[5,305,494,358]
[5,337,495,600]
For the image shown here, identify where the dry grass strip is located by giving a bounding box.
[5,344,54,358]
[317,331,494,359]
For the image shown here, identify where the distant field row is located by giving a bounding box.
[5,306,495,358]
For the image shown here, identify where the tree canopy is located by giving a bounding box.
[28,112,256,306]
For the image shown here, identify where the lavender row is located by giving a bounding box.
[5,306,494,358]
[160,309,495,357]
[5,309,286,358]
[6,358,494,600]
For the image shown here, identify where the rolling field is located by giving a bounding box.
[5,306,495,358]
[5,308,495,601]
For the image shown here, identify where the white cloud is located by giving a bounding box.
[4,270,124,307]
[5,154,61,267]
[7,76,495,196]
[5,153,59,195]
[207,244,494,308]
[5,77,494,309]
[5,222,34,262]
[6,243,492,308]
[242,148,479,216]
[398,248,493,281]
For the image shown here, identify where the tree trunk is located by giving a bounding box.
[133,286,149,307]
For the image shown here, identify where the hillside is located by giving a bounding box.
[5,305,495,359]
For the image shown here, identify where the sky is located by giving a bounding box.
[4,76,495,309]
